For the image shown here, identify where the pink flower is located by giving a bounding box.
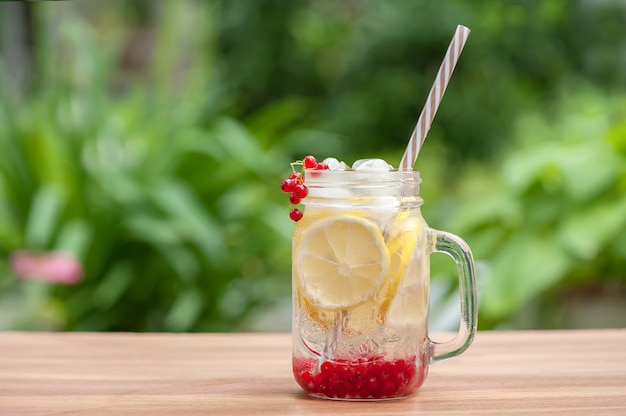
[10,250,84,285]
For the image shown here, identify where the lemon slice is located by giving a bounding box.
[342,213,423,335]
[378,214,423,318]
[295,215,390,309]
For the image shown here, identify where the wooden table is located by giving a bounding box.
[1,330,625,415]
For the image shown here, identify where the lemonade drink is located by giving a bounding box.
[291,167,431,400]
[287,24,475,400]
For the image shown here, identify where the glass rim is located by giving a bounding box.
[303,168,422,184]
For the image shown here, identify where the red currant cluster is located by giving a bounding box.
[280,155,329,222]
[292,355,424,400]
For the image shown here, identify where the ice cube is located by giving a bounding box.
[352,158,394,171]
[322,157,350,170]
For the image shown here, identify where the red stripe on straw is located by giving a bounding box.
[400,25,470,171]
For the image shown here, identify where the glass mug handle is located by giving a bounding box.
[427,229,478,364]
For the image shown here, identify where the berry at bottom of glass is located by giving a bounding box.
[293,353,428,400]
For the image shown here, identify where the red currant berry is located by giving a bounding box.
[293,183,308,198]
[404,364,416,381]
[353,379,365,398]
[368,363,382,377]
[301,370,313,383]
[336,364,352,381]
[382,380,396,397]
[289,208,303,222]
[367,376,381,396]
[289,172,302,182]
[303,155,317,169]
[320,361,335,375]
[289,194,301,205]
[313,372,327,394]
[315,162,329,170]
[381,361,395,378]
[280,179,294,193]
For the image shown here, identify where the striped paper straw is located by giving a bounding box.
[399,25,471,171]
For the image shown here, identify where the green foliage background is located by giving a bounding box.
[0,0,625,331]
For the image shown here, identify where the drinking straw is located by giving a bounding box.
[399,25,471,171]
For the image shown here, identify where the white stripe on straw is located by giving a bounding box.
[399,25,471,171]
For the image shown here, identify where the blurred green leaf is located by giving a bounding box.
[92,262,133,309]
[559,143,621,202]
[245,97,313,144]
[165,289,204,332]
[25,185,66,249]
[55,220,93,259]
[155,244,200,282]
[0,180,22,249]
[212,118,279,174]
[481,233,570,320]
[607,119,626,155]
[125,215,181,245]
[150,179,224,262]
[558,197,626,260]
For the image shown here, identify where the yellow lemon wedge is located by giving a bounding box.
[295,215,390,310]
[342,212,423,335]
[378,213,423,319]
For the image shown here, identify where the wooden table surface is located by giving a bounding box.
[1,330,625,415]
